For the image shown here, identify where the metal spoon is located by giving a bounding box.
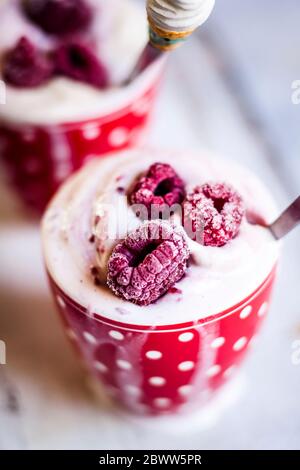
[125,42,163,84]
[268,196,300,240]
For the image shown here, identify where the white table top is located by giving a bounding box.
[0,0,300,450]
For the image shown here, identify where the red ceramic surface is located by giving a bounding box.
[48,265,277,416]
[0,74,161,214]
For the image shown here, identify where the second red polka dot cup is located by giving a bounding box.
[0,61,164,214]
[48,265,277,416]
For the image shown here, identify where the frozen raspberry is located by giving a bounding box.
[107,220,190,306]
[183,182,245,247]
[129,163,186,219]
[23,0,92,36]
[3,37,53,88]
[54,41,108,88]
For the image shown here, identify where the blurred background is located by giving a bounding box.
[0,0,300,449]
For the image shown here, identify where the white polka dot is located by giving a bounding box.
[108,330,124,341]
[94,361,108,373]
[83,331,97,344]
[240,305,252,319]
[129,126,144,144]
[124,385,141,397]
[116,359,132,370]
[82,123,101,140]
[22,128,35,142]
[223,365,236,378]
[248,335,258,348]
[178,361,195,372]
[206,364,221,377]
[23,157,41,175]
[106,386,119,396]
[55,161,72,181]
[131,97,151,116]
[258,301,268,317]
[153,397,171,408]
[108,127,129,147]
[56,295,66,309]
[135,403,149,414]
[145,350,162,360]
[211,337,225,349]
[178,332,194,343]
[178,385,193,396]
[233,336,248,351]
[83,154,97,165]
[66,328,77,341]
[148,376,166,387]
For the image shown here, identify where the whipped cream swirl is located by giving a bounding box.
[147,0,215,32]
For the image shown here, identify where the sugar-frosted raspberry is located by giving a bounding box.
[129,163,186,218]
[54,41,108,88]
[107,221,190,306]
[183,182,245,247]
[3,37,53,87]
[23,0,92,36]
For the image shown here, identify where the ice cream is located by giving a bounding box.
[42,148,279,327]
[147,0,215,33]
[146,0,215,50]
[0,0,149,124]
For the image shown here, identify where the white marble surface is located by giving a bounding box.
[0,0,300,450]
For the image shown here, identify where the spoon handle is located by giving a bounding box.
[125,43,163,84]
[269,196,300,240]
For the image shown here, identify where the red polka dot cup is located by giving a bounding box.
[48,265,277,416]
[0,62,163,214]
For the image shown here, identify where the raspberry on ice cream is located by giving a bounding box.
[3,36,53,88]
[129,162,186,218]
[107,220,190,306]
[23,0,92,36]
[183,182,245,247]
[54,41,109,88]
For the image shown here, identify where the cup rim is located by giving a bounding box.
[50,264,277,333]
[0,57,165,128]
[0,77,158,133]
